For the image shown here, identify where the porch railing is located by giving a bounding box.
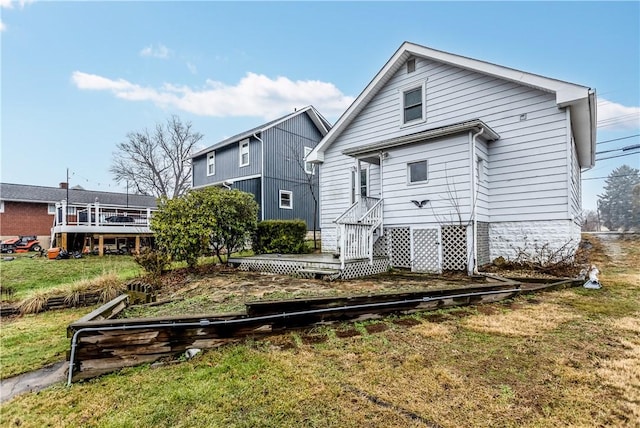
[53,201,154,228]
[335,197,383,269]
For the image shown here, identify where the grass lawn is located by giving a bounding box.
[0,236,638,427]
[0,254,141,301]
[0,306,98,379]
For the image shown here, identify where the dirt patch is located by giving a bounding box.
[423,313,449,323]
[335,328,361,338]
[392,318,422,327]
[300,334,327,345]
[365,323,388,334]
[476,305,499,315]
[123,266,484,318]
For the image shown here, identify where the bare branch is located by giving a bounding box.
[110,116,203,198]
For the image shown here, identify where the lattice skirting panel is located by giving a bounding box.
[412,228,440,273]
[389,227,411,268]
[340,257,390,280]
[373,233,389,257]
[441,225,468,271]
[235,257,389,280]
[237,259,307,276]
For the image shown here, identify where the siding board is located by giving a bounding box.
[321,55,573,235]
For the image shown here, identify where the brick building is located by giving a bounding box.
[0,182,157,250]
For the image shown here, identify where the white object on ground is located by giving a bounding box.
[583,265,602,289]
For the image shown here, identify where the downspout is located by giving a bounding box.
[254,132,265,221]
[470,127,484,275]
[379,151,385,236]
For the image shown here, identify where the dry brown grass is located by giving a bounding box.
[462,302,579,337]
[596,314,640,423]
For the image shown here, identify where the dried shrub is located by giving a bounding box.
[134,248,171,277]
[18,293,48,315]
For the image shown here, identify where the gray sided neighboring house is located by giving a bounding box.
[191,106,331,230]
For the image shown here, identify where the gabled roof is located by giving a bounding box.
[308,41,597,168]
[0,183,157,208]
[191,105,331,159]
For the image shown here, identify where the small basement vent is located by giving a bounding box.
[407,58,416,73]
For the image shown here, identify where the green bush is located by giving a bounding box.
[133,248,171,277]
[253,220,307,254]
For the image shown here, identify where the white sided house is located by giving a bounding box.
[307,42,596,275]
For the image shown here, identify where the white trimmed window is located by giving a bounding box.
[279,190,293,209]
[239,139,250,167]
[0,201,4,213]
[48,203,56,215]
[207,152,216,176]
[304,147,314,174]
[407,160,428,184]
[400,82,426,125]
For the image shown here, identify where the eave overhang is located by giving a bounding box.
[342,119,499,158]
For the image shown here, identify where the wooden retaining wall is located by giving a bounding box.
[67,278,580,382]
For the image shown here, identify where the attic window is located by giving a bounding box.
[407,58,416,73]
[403,87,423,123]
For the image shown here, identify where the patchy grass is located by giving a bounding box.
[0,236,638,427]
[0,254,140,301]
[0,306,97,378]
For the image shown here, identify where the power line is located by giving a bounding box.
[582,174,639,181]
[596,134,640,145]
[596,144,640,155]
[596,151,640,162]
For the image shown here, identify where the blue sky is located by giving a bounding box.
[1,1,638,211]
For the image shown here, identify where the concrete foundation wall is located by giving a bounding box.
[489,220,581,262]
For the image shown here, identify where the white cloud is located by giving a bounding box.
[597,98,640,130]
[71,71,354,120]
[186,62,197,75]
[140,44,171,59]
[0,0,34,9]
[1,0,34,31]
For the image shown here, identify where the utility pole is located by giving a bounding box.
[66,167,70,225]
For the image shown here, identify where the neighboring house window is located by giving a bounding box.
[207,152,216,176]
[400,82,426,125]
[304,147,314,174]
[0,201,4,213]
[350,169,368,203]
[49,203,75,215]
[407,160,428,184]
[239,139,250,167]
[279,190,293,209]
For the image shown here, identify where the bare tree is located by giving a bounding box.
[111,115,203,198]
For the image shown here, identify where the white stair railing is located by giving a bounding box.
[334,197,383,269]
